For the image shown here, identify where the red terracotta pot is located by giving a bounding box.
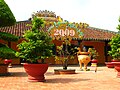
[4,59,12,64]
[0,64,8,74]
[105,62,114,68]
[111,59,119,62]
[91,59,98,63]
[111,62,120,78]
[23,63,48,82]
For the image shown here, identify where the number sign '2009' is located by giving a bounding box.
[54,29,75,36]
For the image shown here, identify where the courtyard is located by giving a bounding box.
[0,65,120,90]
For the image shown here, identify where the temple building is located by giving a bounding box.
[0,10,117,65]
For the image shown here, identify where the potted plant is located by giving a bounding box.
[108,17,120,77]
[106,39,119,68]
[88,48,99,71]
[0,0,18,75]
[15,17,54,82]
[108,34,120,62]
[54,39,77,74]
[0,43,17,75]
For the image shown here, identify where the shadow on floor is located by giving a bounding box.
[45,72,80,76]
[0,72,27,77]
[45,78,90,83]
[9,72,27,77]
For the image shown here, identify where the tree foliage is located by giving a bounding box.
[108,17,120,60]
[0,0,18,60]
[0,43,16,59]
[0,0,16,27]
[0,32,19,42]
[16,17,53,63]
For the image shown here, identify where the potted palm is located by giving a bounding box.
[108,17,120,77]
[15,17,53,82]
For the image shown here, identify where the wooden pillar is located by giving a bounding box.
[104,41,108,62]
[78,40,82,48]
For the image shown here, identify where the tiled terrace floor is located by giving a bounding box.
[0,65,120,90]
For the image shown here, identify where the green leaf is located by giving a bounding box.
[0,43,16,59]
[0,0,16,27]
[0,32,19,42]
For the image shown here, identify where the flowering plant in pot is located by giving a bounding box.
[15,17,53,82]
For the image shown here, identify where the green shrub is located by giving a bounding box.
[108,17,120,60]
[0,0,16,27]
[0,32,19,42]
[16,17,53,63]
[0,43,16,59]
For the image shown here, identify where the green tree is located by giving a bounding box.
[0,0,16,27]
[0,0,18,61]
[108,17,120,60]
[16,17,53,63]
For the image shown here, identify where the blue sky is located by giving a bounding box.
[5,0,120,32]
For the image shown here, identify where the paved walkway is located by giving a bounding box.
[0,65,120,90]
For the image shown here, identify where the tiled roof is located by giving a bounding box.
[0,20,31,37]
[82,27,117,41]
[0,20,117,41]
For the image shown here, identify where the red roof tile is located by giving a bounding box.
[0,21,31,37]
[0,21,117,41]
[83,27,117,41]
